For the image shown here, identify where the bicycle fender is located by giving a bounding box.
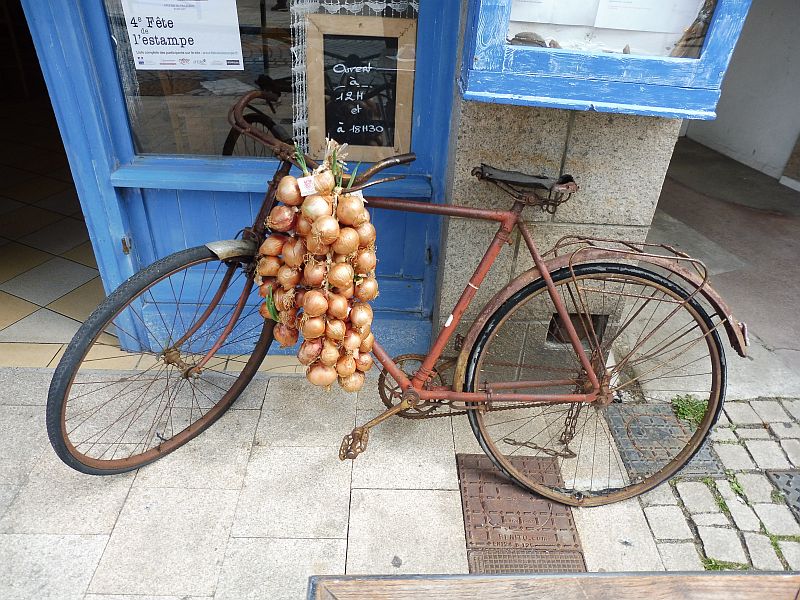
[205,239,257,260]
[451,250,748,393]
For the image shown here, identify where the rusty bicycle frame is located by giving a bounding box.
[207,91,749,455]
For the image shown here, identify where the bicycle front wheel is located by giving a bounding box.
[466,263,725,506]
[47,246,273,475]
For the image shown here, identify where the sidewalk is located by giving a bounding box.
[1,134,800,598]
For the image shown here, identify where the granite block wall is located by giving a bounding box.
[435,100,682,349]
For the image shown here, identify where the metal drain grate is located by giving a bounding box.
[605,403,724,479]
[467,548,586,574]
[766,470,800,521]
[456,454,583,553]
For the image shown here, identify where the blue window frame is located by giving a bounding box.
[460,0,752,119]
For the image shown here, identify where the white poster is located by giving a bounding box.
[594,0,705,34]
[510,0,600,27]
[120,0,244,70]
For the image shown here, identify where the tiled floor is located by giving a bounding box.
[0,101,104,369]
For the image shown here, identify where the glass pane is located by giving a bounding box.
[104,0,419,158]
[508,0,717,59]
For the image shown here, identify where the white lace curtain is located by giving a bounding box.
[290,0,420,150]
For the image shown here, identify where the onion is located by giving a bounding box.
[336,194,366,226]
[257,256,281,278]
[259,301,274,321]
[302,261,327,287]
[355,276,379,301]
[355,222,377,248]
[336,284,354,299]
[301,194,331,221]
[343,329,362,352]
[360,332,374,353]
[350,302,373,330]
[295,288,306,308]
[303,289,328,318]
[354,248,377,274]
[297,338,323,366]
[296,216,313,237]
[306,363,338,387]
[306,237,330,256]
[283,237,306,268]
[326,319,347,341]
[259,234,288,257]
[267,205,296,232]
[360,321,371,337]
[274,324,299,348]
[301,315,326,339]
[326,293,349,320]
[258,278,277,298]
[313,170,336,194]
[320,339,340,367]
[276,265,301,289]
[333,253,349,264]
[312,215,340,245]
[332,227,360,255]
[276,175,302,206]
[355,352,374,373]
[328,262,354,289]
[339,371,365,392]
[336,354,357,377]
[279,308,298,328]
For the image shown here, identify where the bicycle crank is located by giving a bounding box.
[377,354,465,419]
[339,390,419,460]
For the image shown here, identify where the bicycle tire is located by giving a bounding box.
[222,112,289,157]
[465,263,725,507]
[47,245,274,475]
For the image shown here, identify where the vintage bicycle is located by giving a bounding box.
[46,91,748,507]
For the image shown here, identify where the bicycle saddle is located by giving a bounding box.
[472,164,576,193]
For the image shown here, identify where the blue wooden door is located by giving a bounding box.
[22,1,459,356]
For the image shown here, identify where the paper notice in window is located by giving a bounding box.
[594,0,705,34]
[120,0,244,70]
[510,0,600,27]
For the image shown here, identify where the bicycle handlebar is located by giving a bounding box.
[228,91,416,190]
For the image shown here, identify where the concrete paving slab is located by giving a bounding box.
[351,409,459,491]
[644,505,693,540]
[0,451,132,534]
[234,375,269,410]
[771,422,800,439]
[85,596,211,600]
[0,367,51,405]
[346,488,468,575]
[0,404,48,486]
[713,443,755,471]
[215,537,346,600]
[734,428,770,440]
[255,377,355,448]
[676,481,719,514]
[753,503,800,536]
[697,527,747,564]
[725,339,800,401]
[745,440,792,470]
[736,473,778,504]
[452,414,484,455]
[88,487,237,597]
[231,446,351,539]
[133,409,259,490]
[783,400,800,422]
[0,484,17,519]
[572,499,664,572]
[657,542,704,571]
[749,399,791,423]
[716,480,761,532]
[781,439,800,467]
[778,541,800,571]
[710,427,737,442]
[744,532,783,571]
[639,482,678,506]
[0,533,107,599]
[723,402,762,425]
[692,513,729,526]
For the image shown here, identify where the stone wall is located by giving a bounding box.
[434,100,682,349]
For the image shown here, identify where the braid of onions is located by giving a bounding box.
[258,140,375,392]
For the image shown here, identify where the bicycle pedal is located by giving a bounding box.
[339,427,369,460]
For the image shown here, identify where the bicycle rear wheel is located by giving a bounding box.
[465,263,725,506]
[47,246,273,475]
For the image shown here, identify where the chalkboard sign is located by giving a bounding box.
[306,15,416,162]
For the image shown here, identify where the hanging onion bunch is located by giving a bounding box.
[257,140,377,392]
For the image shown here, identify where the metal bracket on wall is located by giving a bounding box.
[121,236,132,255]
